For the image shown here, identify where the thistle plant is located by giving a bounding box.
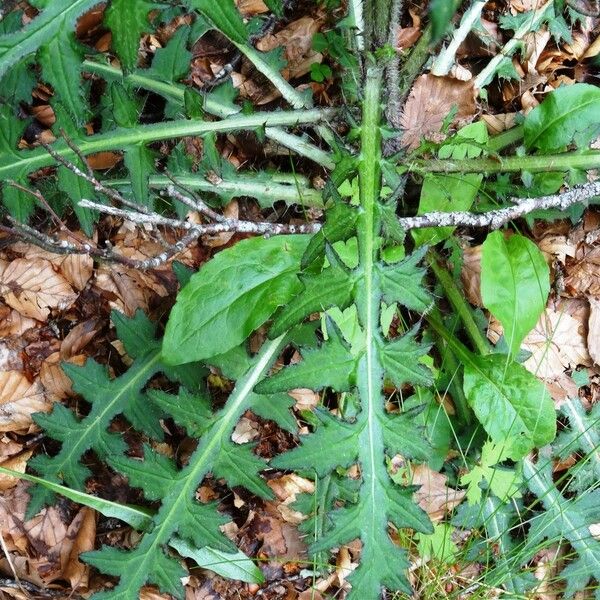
[2,0,600,598]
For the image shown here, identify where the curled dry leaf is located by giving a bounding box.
[60,507,96,590]
[40,353,87,401]
[587,297,600,365]
[411,463,465,522]
[564,245,600,297]
[399,75,476,150]
[0,303,39,337]
[60,319,101,359]
[461,244,483,307]
[267,474,315,525]
[0,258,78,322]
[0,451,33,491]
[256,17,322,80]
[0,371,48,433]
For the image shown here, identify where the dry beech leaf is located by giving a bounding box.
[0,451,33,491]
[587,297,600,365]
[202,199,239,248]
[232,416,260,444]
[0,258,77,322]
[461,245,483,307]
[60,319,101,358]
[412,463,465,522]
[0,371,48,432]
[256,17,322,80]
[519,307,592,378]
[60,507,96,590]
[267,474,315,525]
[564,246,600,297]
[236,0,269,16]
[399,75,476,150]
[0,304,39,337]
[40,353,86,400]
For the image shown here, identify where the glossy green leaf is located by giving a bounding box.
[481,231,550,358]
[463,353,556,459]
[524,83,600,152]
[163,235,309,364]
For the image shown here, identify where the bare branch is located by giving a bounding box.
[398,181,600,230]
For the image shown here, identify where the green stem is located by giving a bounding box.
[428,250,490,355]
[433,331,472,425]
[408,151,600,174]
[426,310,474,366]
[106,174,324,208]
[82,59,334,167]
[0,109,334,181]
[487,125,524,153]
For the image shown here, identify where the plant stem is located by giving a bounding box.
[408,151,600,174]
[474,1,553,90]
[106,174,324,208]
[428,250,490,355]
[82,59,333,167]
[487,125,524,153]
[0,109,335,181]
[431,0,486,77]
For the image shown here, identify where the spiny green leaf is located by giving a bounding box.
[147,388,213,438]
[380,328,433,389]
[86,337,284,598]
[0,0,100,79]
[271,410,360,477]
[554,399,600,492]
[109,446,179,502]
[524,453,600,598]
[212,443,272,498]
[105,0,157,72]
[248,392,297,433]
[148,25,191,82]
[463,354,556,460]
[38,31,87,124]
[256,328,357,393]
[380,410,431,461]
[190,0,248,45]
[270,264,357,338]
[378,247,433,312]
[164,235,309,365]
[481,231,550,358]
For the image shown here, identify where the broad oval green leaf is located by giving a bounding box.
[481,231,549,358]
[463,354,556,460]
[524,83,600,152]
[163,235,309,365]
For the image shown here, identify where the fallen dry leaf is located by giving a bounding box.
[399,75,476,150]
[520,307,592,378]
[460,245,483,307]
[267,474,315,525]
[60,507,96,590]
[588,297,600,365]
[0,303,39,337]
[0,258,77,322]
[0,371,48,433]
[411,463,465,522]
[40,353,86,400]
[0,451,33,491]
